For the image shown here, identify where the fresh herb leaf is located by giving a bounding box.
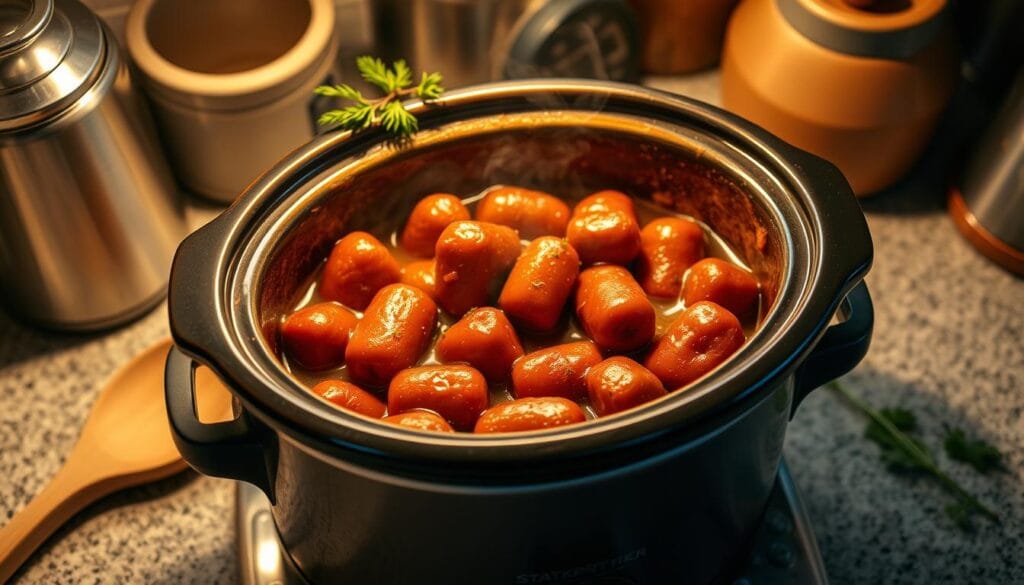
[417,71,445,100]
[829,380,999,529]
[356,56,393,91]
[865,408,930,473]
[316,56,444,139]
[944,427,1005,474]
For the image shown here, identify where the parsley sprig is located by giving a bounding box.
[830,380,1000,530]
[315,56,444,139]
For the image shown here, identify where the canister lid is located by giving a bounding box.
[0,0,105,132]
[776,0,948,59]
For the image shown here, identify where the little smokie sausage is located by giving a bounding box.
[345,284,437,387]
[586,357,667,416]
[474,397,586,433]
[644,301,745,390]
[682,258,760,319]
[566,210,641,266]
[312,380,386,418]
[498,237,580,332]
[637,217,705,298]
[474,186,570,239]
[279,302,357,370]
[435,307,524,381]
[388,365,489,430]
[400,259,437,299]
[511,341,602,400]
[382,410,455,432]
[400,193,471,257]
[320,231,401,310]
[434,221,522,316]
[575,266,656,353]
[572,190,635,218]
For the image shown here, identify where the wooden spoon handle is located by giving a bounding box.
[0,460,101,583]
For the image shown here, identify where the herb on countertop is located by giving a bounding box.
[315,56,444,139]
[829,380,1000,530]
[944,427,1005,474]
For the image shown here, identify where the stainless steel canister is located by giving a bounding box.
[0,0,184,331]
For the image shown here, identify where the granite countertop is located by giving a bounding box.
[2,73,1022,584]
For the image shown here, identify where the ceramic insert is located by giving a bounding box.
[144,0,312,74]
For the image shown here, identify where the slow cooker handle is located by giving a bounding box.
[792,281,873,415]
[165,346,276,502]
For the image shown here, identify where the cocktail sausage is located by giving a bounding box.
[320,231,401,310]
[475,186,570,239]
[511,341,602,400]
[382,410,455,432]
[637,217,705,298]
[388,365,489,430]
[280,302,357,370]
[435,307,524,381]
[400,193,471,257]
[498,237,580,332]
[682,258,760,319]
[575,266,655,352]
[586,357,667,416]
[434,221,522,316]
[644,301,745,390]
[313,380,386,418]
[474,397,586,433]
[345,284,437,387]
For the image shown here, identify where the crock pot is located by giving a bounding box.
[165,81,873,584]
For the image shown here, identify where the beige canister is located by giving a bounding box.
[126,0,336,202]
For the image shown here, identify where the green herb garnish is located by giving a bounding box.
[315,56,444,139]
[830,380,999,530]
[943,427,1005,474]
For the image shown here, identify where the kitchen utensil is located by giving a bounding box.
[0,0,185,331]
[165,80,872,584]
[369,0,641,88]
[949,71,1024,276]
[630,0,740,74]
[125,0,337,202]
[721,0,958,196]
[235,459,830,585]
[0,338,232,582]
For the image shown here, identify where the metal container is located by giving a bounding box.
[125,0,337,203]
[370,0,641,88]
[0,0,184,331]
[165,81,873,584]
[949,71,1024,275]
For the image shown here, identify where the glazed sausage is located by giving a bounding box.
[388,365,489,430]
[511,341,602,400]
[474,397,586,433]
[575,265,656,352]
[435,307,524,381]
[682,258,759,319]
[400,259,437,299]
[382,410,455,432]
[312,380,386,418]
[585,357,667,416]
[400,193,471,257]
[644,301,745,390]
[565,210,641,266]
[320,231,402,310]
[345,284,437,387]
[279,302,358,370]
[637,217,705,298]
[498,237,580,332]
[572,190,635,218]
[434,221,522,316]
[474,186,570,239]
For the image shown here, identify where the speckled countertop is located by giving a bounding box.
[1,72,1021,584]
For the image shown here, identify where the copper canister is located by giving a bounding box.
[721,0,958,196]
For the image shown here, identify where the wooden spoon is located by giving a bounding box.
[0,338,233,582]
